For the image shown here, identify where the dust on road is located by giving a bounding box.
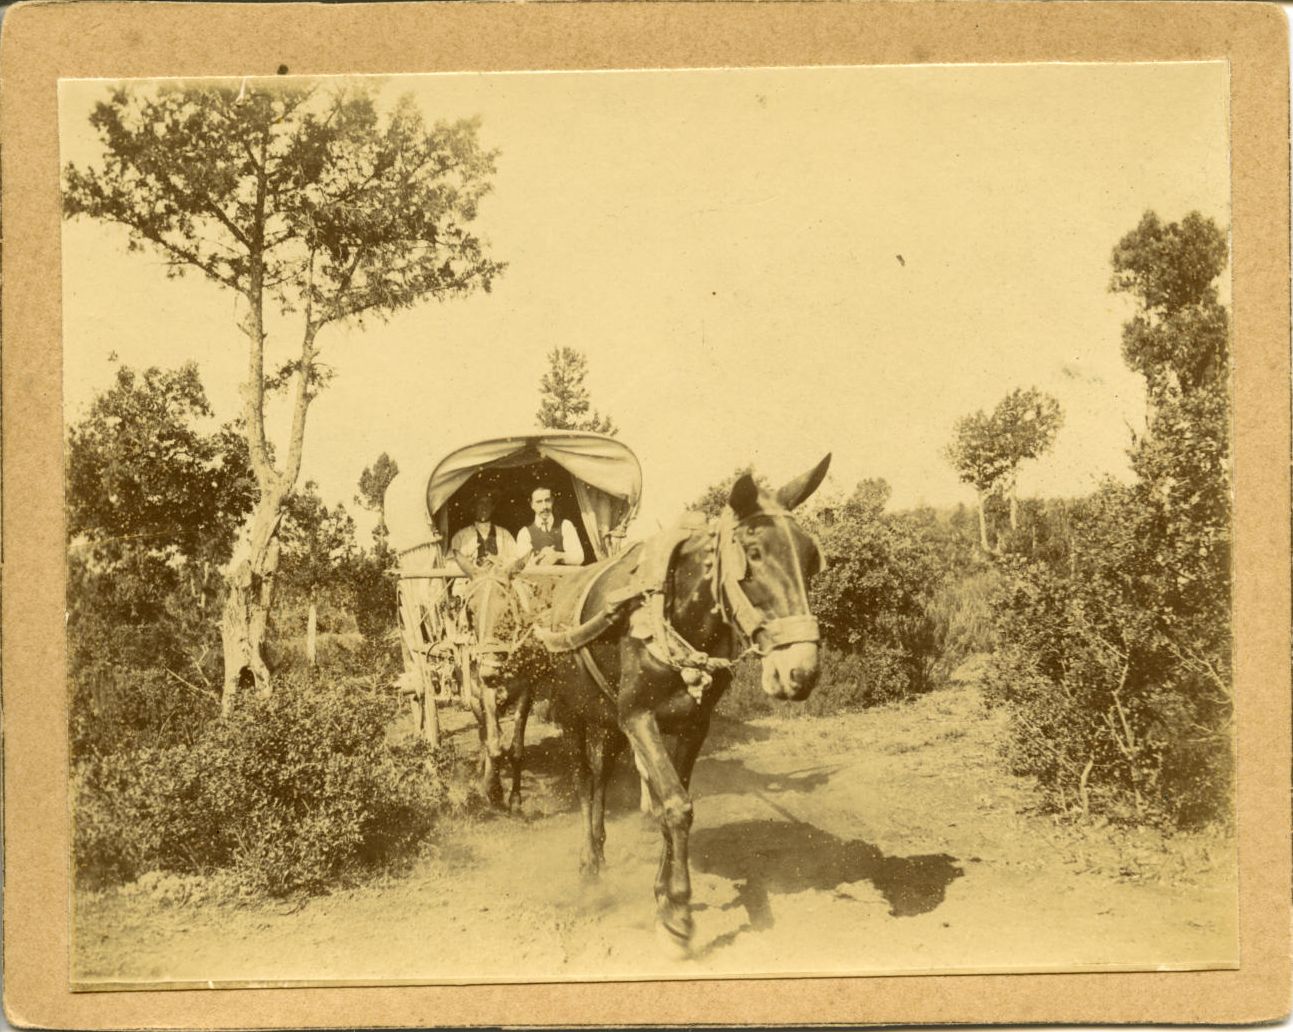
[74,682,1237,987]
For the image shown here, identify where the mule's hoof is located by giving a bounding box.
[654,915,694,959]
[579,860,601,882]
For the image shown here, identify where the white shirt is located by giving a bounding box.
[516,518,585,566]
[449,523,517,572]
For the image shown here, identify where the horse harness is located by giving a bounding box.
[536,504,822,706]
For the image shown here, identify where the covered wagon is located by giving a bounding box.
[383,431,642,745]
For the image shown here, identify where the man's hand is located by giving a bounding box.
[537,545,559,564]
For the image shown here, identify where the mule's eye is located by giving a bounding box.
[746,544,763,562]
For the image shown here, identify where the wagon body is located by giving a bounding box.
[383,431,642,742]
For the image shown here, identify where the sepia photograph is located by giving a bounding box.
[59,60,1239,989]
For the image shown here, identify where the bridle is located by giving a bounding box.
[523,501,824,708]
[710,503,822,659]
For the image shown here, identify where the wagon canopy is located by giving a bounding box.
[385,431,642,565]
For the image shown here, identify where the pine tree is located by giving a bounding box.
[535,347,617,434]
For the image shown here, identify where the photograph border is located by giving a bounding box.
[4,1,1289,1026]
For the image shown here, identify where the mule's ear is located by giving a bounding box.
[728,473,761,519]
[776,453,832,511]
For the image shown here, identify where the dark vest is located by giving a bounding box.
[525,520,564,551]
[474,525,498,564]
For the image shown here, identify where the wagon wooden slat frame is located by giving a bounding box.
[383,431,643,746]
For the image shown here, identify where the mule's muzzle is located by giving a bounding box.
[761,642,820,701]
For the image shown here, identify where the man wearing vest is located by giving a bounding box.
[516,484,585,568]
[450,489,518,584]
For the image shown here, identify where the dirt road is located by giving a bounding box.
[74,682,1237,987]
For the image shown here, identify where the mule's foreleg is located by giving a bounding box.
[622,711,695,951]
[588,726,620,870]
[566,724,600,878]
[480,682,505,806]
[670,708,714,792]
[506,686,533,813]
[635,749,654,816]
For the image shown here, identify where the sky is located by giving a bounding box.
[59,62,1230,535]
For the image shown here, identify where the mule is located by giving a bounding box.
[458,566,535,809]
[548,456,830,952]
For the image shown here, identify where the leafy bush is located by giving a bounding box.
[66,363,253,761]
[73,674,452,895]
[807,484,955,698]
[69,548,226,760]
[801,646,912,715]
[273,483,400,646]
[926,565,1002,679]
[985,484,1231,827]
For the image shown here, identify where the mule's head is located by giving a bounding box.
[723,454,831,701]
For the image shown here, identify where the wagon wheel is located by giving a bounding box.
[396,580,448,748]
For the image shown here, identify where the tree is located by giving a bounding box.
[68,362,256,565]
[279,482,360,599]
[64,81,504,712]
[806,478,948,698]
[992,388,1065,532]
[535,346,617,434]
[986,211,1232,827]
[1111,211,1230,633]
[355,452,400,536]
[352,456,401,642]
[66,363,256,757]
[945,387,1063,549]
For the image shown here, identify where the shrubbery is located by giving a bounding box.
[68,364,422,898]
[985,486,1231,826]
[983,212,1232,829]
[807,481,974,702]
[67,365,248,760]
[74,675,451,895]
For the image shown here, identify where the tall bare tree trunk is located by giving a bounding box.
[306,603,318,666]
[220,227,317,714]
[1008,484,1019,533]
[220,488,286,715]
[976,490,990,552]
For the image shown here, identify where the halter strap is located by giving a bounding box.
[712,504,821,655]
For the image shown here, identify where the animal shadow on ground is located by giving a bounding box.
[691,818,963,955]
[694,755,839,798]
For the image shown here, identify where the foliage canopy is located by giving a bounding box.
[64,80,505,700]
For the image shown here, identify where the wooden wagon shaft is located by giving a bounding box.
[394,566,584,580]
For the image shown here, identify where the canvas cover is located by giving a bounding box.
[384,431,642,562]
